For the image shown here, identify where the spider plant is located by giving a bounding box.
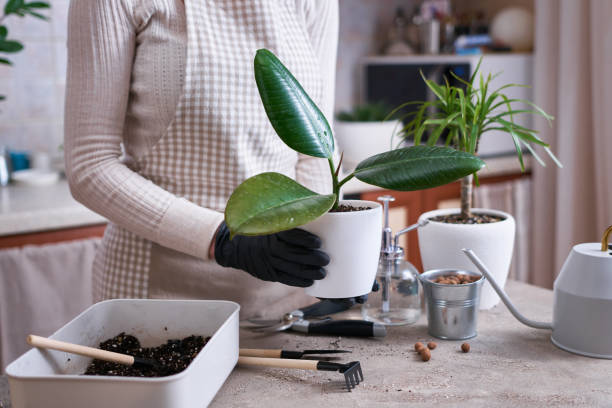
[224,49,485,238]
[389,58,562,219]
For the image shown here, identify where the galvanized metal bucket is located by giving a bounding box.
[419,269,484,340]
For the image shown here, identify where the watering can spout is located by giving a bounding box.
[462,249,553,331]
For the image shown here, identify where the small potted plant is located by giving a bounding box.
[224,49,485,299]
[0,0,51,102]
[334,102,401,172]
[392,59,561,309]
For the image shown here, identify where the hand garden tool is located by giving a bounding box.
[237,356,363,392]
[251,317,386,337]
[239,348,349,359]
[246,297,363,327]
[26,335,169,374]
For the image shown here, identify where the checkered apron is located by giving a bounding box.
[93,0,324,316]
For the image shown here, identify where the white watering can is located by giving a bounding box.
[463,225,612,359]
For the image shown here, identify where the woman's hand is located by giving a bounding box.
[213,221,329,287]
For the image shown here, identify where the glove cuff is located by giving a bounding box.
[213,221,232,267]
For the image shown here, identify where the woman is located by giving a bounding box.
[64,0,339,317]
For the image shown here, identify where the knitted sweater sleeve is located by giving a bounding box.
[64,0,223,260]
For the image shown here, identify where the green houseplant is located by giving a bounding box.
[392,58,561,219]
[0,0,51,101]
[391,59,561,309]
[336,102,391,122]
[224,49,485,298]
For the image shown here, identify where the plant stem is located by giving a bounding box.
[337,173,354,190]
[460,174,473,219]
[328,158,339,210]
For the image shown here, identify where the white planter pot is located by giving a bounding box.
[334,120,400,172]
[417,208,515,310]
[302,200,382,298]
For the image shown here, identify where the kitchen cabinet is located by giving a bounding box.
[0,224,106,249]
[0,181,106,370]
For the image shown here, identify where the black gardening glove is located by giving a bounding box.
[214,221,330,287]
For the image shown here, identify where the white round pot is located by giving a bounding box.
[334,120,400,172]
[302,200,382,298]
[417,208,515,310]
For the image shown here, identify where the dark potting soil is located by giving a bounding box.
[430,213,505,224]
[330,204,371,213]
[83,332,209,377]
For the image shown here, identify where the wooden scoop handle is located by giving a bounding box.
[27,334,135,366]
[239,348,283,358]
[238,356,318,370]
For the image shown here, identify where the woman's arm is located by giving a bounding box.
[295,0,339,195]
[64,0,223,259]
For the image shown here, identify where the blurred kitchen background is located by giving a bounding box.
[1,0,611,370]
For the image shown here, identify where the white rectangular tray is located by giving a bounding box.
[6,299,239,408]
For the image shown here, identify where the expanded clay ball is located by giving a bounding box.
[420,348,431,362]
[427,342,437,350]
[461,343,470,353]
[414,342,425,352]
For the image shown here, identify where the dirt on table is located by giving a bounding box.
[83,332,209,377]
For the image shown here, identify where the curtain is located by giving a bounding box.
[0,239,99,371]
[531,0,612,287]
[474,178,531,283]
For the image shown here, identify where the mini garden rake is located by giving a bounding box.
[237,356,364,392]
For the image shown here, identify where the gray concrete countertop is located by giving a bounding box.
[2,280,610,407]
[0,180,106,236]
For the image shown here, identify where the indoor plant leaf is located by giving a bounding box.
[225,172,336,237]
[353,145,485,191]
[25,2,51,8]
[0,39,23,53]
[254,49,334,159]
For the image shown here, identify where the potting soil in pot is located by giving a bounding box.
[430,213,505,224]
[330,204,370,213]
[83,332,209,377]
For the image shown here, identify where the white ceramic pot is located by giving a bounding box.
[417,208,515,310]
[334,120,400,172]
[302,200,382,298]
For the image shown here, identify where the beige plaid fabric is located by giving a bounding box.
[88,0,335,299]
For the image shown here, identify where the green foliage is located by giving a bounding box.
[389,58,561,171]
[354,145,485,191]
[336,102,393,122]
[4,0,50,19]
[388,58,562,217]
[0,0,50,99]
[225,173,336,238]
[254,49,334,159]
[224,49,485,237]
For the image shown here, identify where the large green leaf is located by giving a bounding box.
[225,172,336,237]
[354,145,485,191]
[254,49,334,159]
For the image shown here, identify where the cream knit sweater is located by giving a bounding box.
[64,0,338,260]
